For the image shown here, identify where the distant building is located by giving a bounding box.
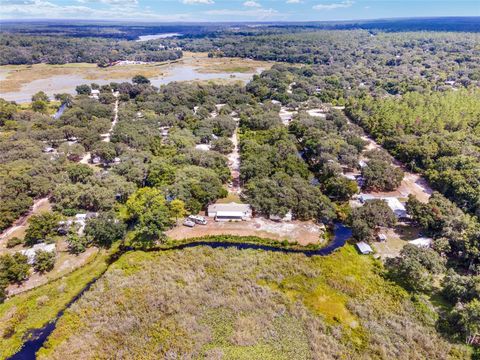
[409,237,433,248]
[207,202,252,221]
[356,242,373,255]
[90,89,100,100]
[377,233,387,242]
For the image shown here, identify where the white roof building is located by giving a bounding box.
[359,195,408,218]
[21,243,56,264]
[207,202,252,221]
[409,237,433,248]
[356,242,373,255]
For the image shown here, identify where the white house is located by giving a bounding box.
[207,202,252,221]
[90,89,100,100]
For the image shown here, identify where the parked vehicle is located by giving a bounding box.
[183,219,196,227]
[188,215,207,225]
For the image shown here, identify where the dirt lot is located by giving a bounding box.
[373,223,422,259]
[167,217,325,246]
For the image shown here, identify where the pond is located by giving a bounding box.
[8,222,351,359]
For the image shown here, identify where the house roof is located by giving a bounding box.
[216,211,247,217]
[359,195,407,217]
[356,241,373,254]
[409,237,433,248]
[208,202,251,213]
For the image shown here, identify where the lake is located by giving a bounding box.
[136,33,182,41]
[0,63,266,103]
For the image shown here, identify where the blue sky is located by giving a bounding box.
[0,0,479,22]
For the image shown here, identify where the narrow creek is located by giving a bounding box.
[8,223,351,359]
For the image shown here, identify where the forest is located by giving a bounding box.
[0,34,182,65]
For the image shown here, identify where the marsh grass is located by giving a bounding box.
[37,240,468,359]
[0,250,111,359]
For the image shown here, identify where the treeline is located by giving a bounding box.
[346,89,480,217]
[0,34,182,65]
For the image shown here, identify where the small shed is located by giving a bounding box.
[377,233,387,242]
[356,241,373,255]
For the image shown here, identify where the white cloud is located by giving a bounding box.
[204,8,280,19]
[0,0,193,20]
[77,0,138,5]
[243,1,261,7]
[286,0,301,3]
[181,0,214,4]
[313,0,354,10]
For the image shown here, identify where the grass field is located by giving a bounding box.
[0,249,111,359]
[0,52,273,95]
[37,239,469,359]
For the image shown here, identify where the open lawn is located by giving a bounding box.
[38,241,468,359]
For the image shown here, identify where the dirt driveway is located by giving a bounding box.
[167,217,325,246]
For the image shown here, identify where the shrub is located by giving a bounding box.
[33,250,56,273]
[6,237,23,248]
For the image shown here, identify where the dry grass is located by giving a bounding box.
[38,241,468,360]
[0,63,166,93]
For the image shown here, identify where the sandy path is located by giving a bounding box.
[101,92,119,143]
[80,92,118,164]
[227,127,241,194]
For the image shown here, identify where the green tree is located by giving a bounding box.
[132,75,150,85]
[25,212,62,246]
[349,200,397,242]
[211,137,234,154]
[125,187,175,245]
[0,253,30,284]
[361,159,404,191]
[386,244,446,293]
[67,163,94,184]
[76,84,91,95]
[92,142,117,164]
[85,212,126,248]
[67,234,88,255]
[323,177,359,201]
[33,250,56,273]
[169,199,187,224]
[31,91,49,103]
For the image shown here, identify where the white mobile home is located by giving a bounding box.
[207,202,252,221]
